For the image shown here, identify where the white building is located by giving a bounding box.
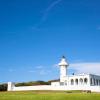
[8,56,100,92]
[51,56,100,87]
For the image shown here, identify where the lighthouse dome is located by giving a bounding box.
[58,56,69,66]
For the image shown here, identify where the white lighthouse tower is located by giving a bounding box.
[58,56,69,82]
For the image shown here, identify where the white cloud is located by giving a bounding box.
[28,65,52,75]
[97,26,100,30]
[69,62,100,75]
[28,70,36,73]
[53,64,59,67]
[39,69,52,75]
[28,65,43,73]
[42,0,63,21]
[35,66,43,69]
[8,69,15,72]
[32,0,63,29]
[39,70,47,75]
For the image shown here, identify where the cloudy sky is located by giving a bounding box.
[0,0,100,82]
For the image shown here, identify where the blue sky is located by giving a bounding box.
[0,0,100,83]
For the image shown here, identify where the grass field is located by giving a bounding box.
[0,91,100,100]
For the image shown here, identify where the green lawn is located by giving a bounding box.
[0,91,100,100]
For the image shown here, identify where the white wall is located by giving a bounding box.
[13,86,100,92]
[51,82,60,86]
[8,82,100,92]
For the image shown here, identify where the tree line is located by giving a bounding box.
[0,79,59,91]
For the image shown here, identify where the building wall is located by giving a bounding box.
[90,74,100,86]
[69,74,90,86]
[8,82,100,92]
[60,74,100,86]
[51,82,60,86]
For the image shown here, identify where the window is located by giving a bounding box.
[99,80,100,85]
[75,79,78,85]
[60,82,64,86]
[90,78,92,85]
[93,79,95,85]
[71,79,74,85]
[79,78,83,84]
[96,79,98,85]
[84,78,88,84]
[65,80,67,85]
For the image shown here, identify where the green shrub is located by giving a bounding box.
[0,84,7,91]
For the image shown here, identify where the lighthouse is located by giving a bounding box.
[58,56,69,82]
